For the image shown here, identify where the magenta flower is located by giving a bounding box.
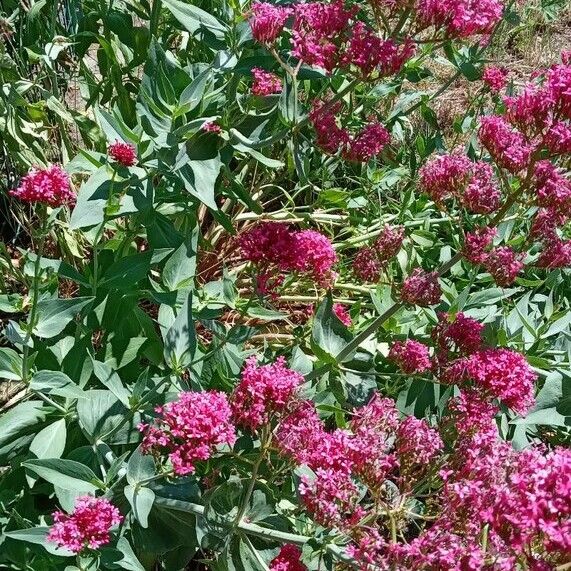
[108,140,136,166]
[388,339,431,374]
[47,496,122,553]
[483,245,525,287]
[401,268,442,307]
[251,68,282,96]
[482,66,508,92]
[479,115,533,173]
[463,226,497,264]
[10,164,73,207]
[231,356,303,431]
[249,2,291,44]
[270,544,307,571]
[140,391,236,475]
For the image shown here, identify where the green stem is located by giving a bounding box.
[22,212,48,383]
[150,0,162,37]
[233,428,270,526]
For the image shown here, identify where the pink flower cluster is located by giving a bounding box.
[463,228,525,286]
[10,164,74,207]
[431,313,537,415]
[269,544,307,571]
[482,65,509,92]
[419,153,501,213]
[276,394,442,528]
[479,115,533,173]
[400,268,442,307]
[309,100,391,162]
[353,225,405,282]
[352,423,570,570]
[406,430,571,569]
[231,356,303,431]
[388,339,431,374]
[250,1,414,77]
[108,140,136,166]
[249,2,291,44]
[47,496,122,553]
[238,222,337,294]
[417,0,503,40]
[140,391,236,475]
[251,68,282,96]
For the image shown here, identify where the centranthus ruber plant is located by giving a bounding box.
[1,0,570,570]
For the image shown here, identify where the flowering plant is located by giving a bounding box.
[0,0,570,570]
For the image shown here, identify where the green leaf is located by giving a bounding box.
[0,347,23,380]
[23,458,103,492]
[77,390,136,444]
[100,251,152,290]
[69,167,112,230]
[91,359,131,407]
[34,297,94,338]
[179,156,222,211]
[163,230,198,291]
[115,537,146,571]
[30,419,67,459]
[0,400,48,449]
[5,527,74,557]
[162,0,227,39]
[125,484,155,528]
[164,292,196,369]
[177,69,212,114]
[127,447,156,485]
[311,294,354,364]
[30,370,86,399]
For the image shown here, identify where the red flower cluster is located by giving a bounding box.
[108,140,137,166]
[276,394,442,528]
[238,222,337,294]
[139,391,236,475]
[47,496,122,553]
[353,224,405,282]
[388,339,431,374]
[251,68,282,96]
[309,100,391,162]
[10,164,74,207]
[269,544,306,571]
[231,356,303,431]
[400,268,442,306]
[419,153,500,213]
[482,65,509,92]
[432,313,537,414]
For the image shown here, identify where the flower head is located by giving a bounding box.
[270,544,307,571]
[388,339,431,374]
[463,226,497,264]
[108,141,136,166]
[249,2,291,44]
[140,391,236,475]
[251,68,282,96]
[343,122,390,163]
[10,164,73,207]
[482,66,508,92]
[373,225,405,262]
[231,356,303,431]
[353,247,382,282]
[484,246,525,287]
[479,116,533,173]
[401,269,442,307]
[47,496,122,553]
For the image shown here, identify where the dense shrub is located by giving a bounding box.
[0,0,570,570]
